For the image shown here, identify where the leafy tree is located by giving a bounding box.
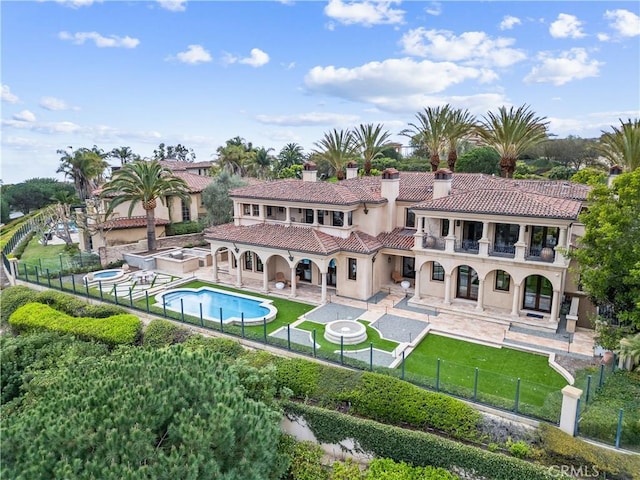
[152,142,196,162]
[570,167,607,186]
[455,147,500,175]
[3,178,75,214]
[202,172,246,226]
[476,104,549,178]
[277,164,304,179]
[276,143,305,172]
[352,123,393,175]
[0,190,9,224]
[539,135,600,170]
[401,106,450,172]
[100,160,190,251]
[213,137,255,176]
[109,146,140,165]
[313,129,358,180]
[443,107,476,172]
[571,169,640,335]
[1,345,287,479]
[56,146,109,201]
[247,147,275,179]
[546,165,575,180]
[597,118,640,171]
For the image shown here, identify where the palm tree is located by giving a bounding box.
[444,108,476,172]
[476,105,549,178]
[312,129,358,180]
[597,119,640,171]
[109,146,139,165]
[401,106,451,172]
[56,146,109,202]
[353,123,393,175]
[277,143,305,170]
[617,333,640,371]
[247,147,275,179]
[100,160,190,251]
[214,137,255,176]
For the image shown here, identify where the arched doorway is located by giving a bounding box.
[456,265,478,300]
[523,275,552,312]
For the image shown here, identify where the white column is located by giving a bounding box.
[478,221,490,257]
[290,266,297,297]
[475,278,485,311]
[515,224,526,261]
[443,272,452,305]
[314,209,319,226]
[412,267,421,301]
[235,255,242,287]
[321,272,327,304]
[550,289,560,324]
[559,386,582,436]
[285,206,291,226]
[511,282,521,316]
[262,268,269,292]
[554,227,568,265]
[211,250,218,283]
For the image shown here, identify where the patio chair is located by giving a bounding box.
[391,270,403,284]
[275,271,289,286]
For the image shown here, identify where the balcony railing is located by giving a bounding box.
[526,246,555,263]
[422,236,445,250]
[489,243,516,258]
[454,239,479,254]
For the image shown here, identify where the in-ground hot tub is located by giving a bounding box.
[84,268,127,285]
[324,320,367,345]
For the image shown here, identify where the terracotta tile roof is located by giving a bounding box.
[412,189,583,219]
[204,223,382,256]
[101,216,170,230]
[158,160,215,171]
[377,228,416,250]
[172,171,214,192]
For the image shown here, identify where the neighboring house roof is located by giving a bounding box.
[172,171,214,193]
[100,216,170,230]
[412,189,583,220]
[377,228,417,251]
[158,160,215,171]
[204,223,382,256]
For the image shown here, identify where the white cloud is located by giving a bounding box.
[597,32,610,42]
[13,110,36,122]
[169,44,212,64]
[40,97,72,111]
[324,0,405,27]
[400,28,526,68]
[1,85,19,103]
[425,2,441,16]
[500,15,521,30]
[58,31,140,48]
[255,112,360,126]
[524,48,602,86]
[2,119,82,135]
[157,0,187,12]
[549,13,585,39]
[604,9,640,37]
[52,0,102,8]
[239,48,270,67]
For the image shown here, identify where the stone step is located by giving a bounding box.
[504,330,569,352]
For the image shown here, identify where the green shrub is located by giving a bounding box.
[9,303,142,346]
[166,220,204,236]
[12,231,35,259]
[366,458,458,479]
[143,319,191,347]
[538,423,640,480]
[330,459,364,480]
[286,440,328,480]
[285,402,564,480]
[183,334,246,358]
[506,439,532,459]
[0,286,34,324]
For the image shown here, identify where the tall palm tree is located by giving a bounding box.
[312,129,358,180]
[214,137,255,176]
[597,118,640,171]
[353,123,393,175]
[100,160,190,251]
[444,108,476,172]
[476,105,548,178]
[247,147,275,179]
[401,106,451,172]
[109,146,139,165]
[56,146,109,202]
[277,143,305,170]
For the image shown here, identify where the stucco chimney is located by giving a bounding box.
[381,168,400,232]
[433,168,453,199]
[346,161,359,180]
[608,165,623,187]
[302,161,317,182]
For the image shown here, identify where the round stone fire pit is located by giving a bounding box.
[324,320,367,345]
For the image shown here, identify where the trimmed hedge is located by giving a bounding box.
[285,402,566,480]
[538,423,640,480]
[274,358,481,442]
[9,303,141,346]
[143,319,191,347]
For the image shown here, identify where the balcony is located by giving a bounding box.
[454,239,479,254]
[488,243,516,259]
[422,235,446,250]
[526,246,555,263]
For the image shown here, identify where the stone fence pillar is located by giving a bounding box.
[559,385,582,435]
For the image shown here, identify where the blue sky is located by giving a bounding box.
[2,0,639,184]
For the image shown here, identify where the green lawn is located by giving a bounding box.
[18,237,68,273]
[403,334,567,408]
[296,320,399,352]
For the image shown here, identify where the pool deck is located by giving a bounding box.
[188,266,597,363]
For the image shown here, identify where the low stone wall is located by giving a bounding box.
[99,233,206,266]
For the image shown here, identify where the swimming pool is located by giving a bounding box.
[155,287,277,325]
[83,268,127,284]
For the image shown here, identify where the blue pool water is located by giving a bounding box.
[157,287,277,324]
[93,269,121,279]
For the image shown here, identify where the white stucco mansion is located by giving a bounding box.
[204,163,595,331]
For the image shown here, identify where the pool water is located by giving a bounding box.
[156,287,277,325]
[93,270,120,279]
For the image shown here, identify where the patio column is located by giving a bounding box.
[320,272,327,303]
[290,266,297,297]
[515,224,526,261]
[475,278,485,311]
[511,282,521,317]
[262,268,269,292]
[478,221,489,257]
[211,250,218,283]
[314,209,319,226]
[443,272,452,305]
[285,207,291,226]
[412,268,421,301]
[550,289,560,324]
[235,255,242,287]
[554,227,568,265]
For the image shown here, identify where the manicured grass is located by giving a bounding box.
[404,334,567,407]
[19,237,69,272]
[297,320,399,352]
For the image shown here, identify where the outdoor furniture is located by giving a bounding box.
[275,272,289,286]
[391,271,403,284]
